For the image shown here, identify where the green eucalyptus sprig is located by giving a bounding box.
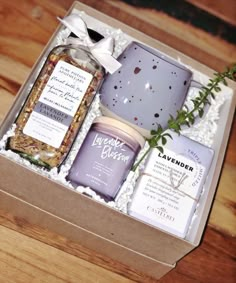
[132,64,236,172]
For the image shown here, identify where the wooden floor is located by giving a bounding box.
[0,0,235,282]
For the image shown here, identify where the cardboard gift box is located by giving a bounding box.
[0,1,235,281]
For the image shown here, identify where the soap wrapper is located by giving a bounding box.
[128,131,214,238]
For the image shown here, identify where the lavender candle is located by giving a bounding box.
[67,116,145,200]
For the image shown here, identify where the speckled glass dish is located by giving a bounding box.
[100,41,201,137]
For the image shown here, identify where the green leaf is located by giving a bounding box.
[157,125,163,135]
[203,98,211,105]
[199,108,204,118]
[223,78,227,86]
[199,91,205,97]
[183,104,189,111]
[169,123,181,133]
[156,146,164,153]
[214,86,221,92]
[191,99,197,107]
[210,92,216,99]
[161,136,167,145]
[163,133,173,139]
[183,120,190,127]
[188,114,195,125]
[167,119,174,127]
[168,114,174,122]
[150,129,157,136]
[202,86,209,91]
[148,138,157,148]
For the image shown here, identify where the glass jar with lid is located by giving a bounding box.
[7,30,105,169]
[67,116,145,200]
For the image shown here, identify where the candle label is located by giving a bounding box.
[67,128,136,199]
[91,133,131,163]
[23,61,93,148]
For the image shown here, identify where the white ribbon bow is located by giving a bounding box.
[58,14,121,74]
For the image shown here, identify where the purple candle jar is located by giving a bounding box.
[67,116,145,200]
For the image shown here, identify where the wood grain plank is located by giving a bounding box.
[210,163,236,235]
[163,227,236,283]
[0,210,235,283]
[0,89,15,122]
[0,210,154,283]
[187,0,236,25]
[105,0,236,61]
[0,1,53,67]
[75,0,236,72]
[0,225,134,283]
[0,55,30,90]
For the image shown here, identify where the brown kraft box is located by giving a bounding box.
[0,1,235,281]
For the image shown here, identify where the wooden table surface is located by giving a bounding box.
[0,0,235,282]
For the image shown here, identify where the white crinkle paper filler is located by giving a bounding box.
[181,70,232,147]
[0,11,232,217]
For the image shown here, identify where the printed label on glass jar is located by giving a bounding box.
[23,61,93,148]
[82,131,132,191]
[91,133,131,163]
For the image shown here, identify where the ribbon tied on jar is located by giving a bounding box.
[58,14,121,74]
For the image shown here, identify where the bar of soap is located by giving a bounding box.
[128,131,214,238]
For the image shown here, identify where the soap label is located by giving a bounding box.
[129,148,206,238]
[144,148,205,198]
[23,60,93,148]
